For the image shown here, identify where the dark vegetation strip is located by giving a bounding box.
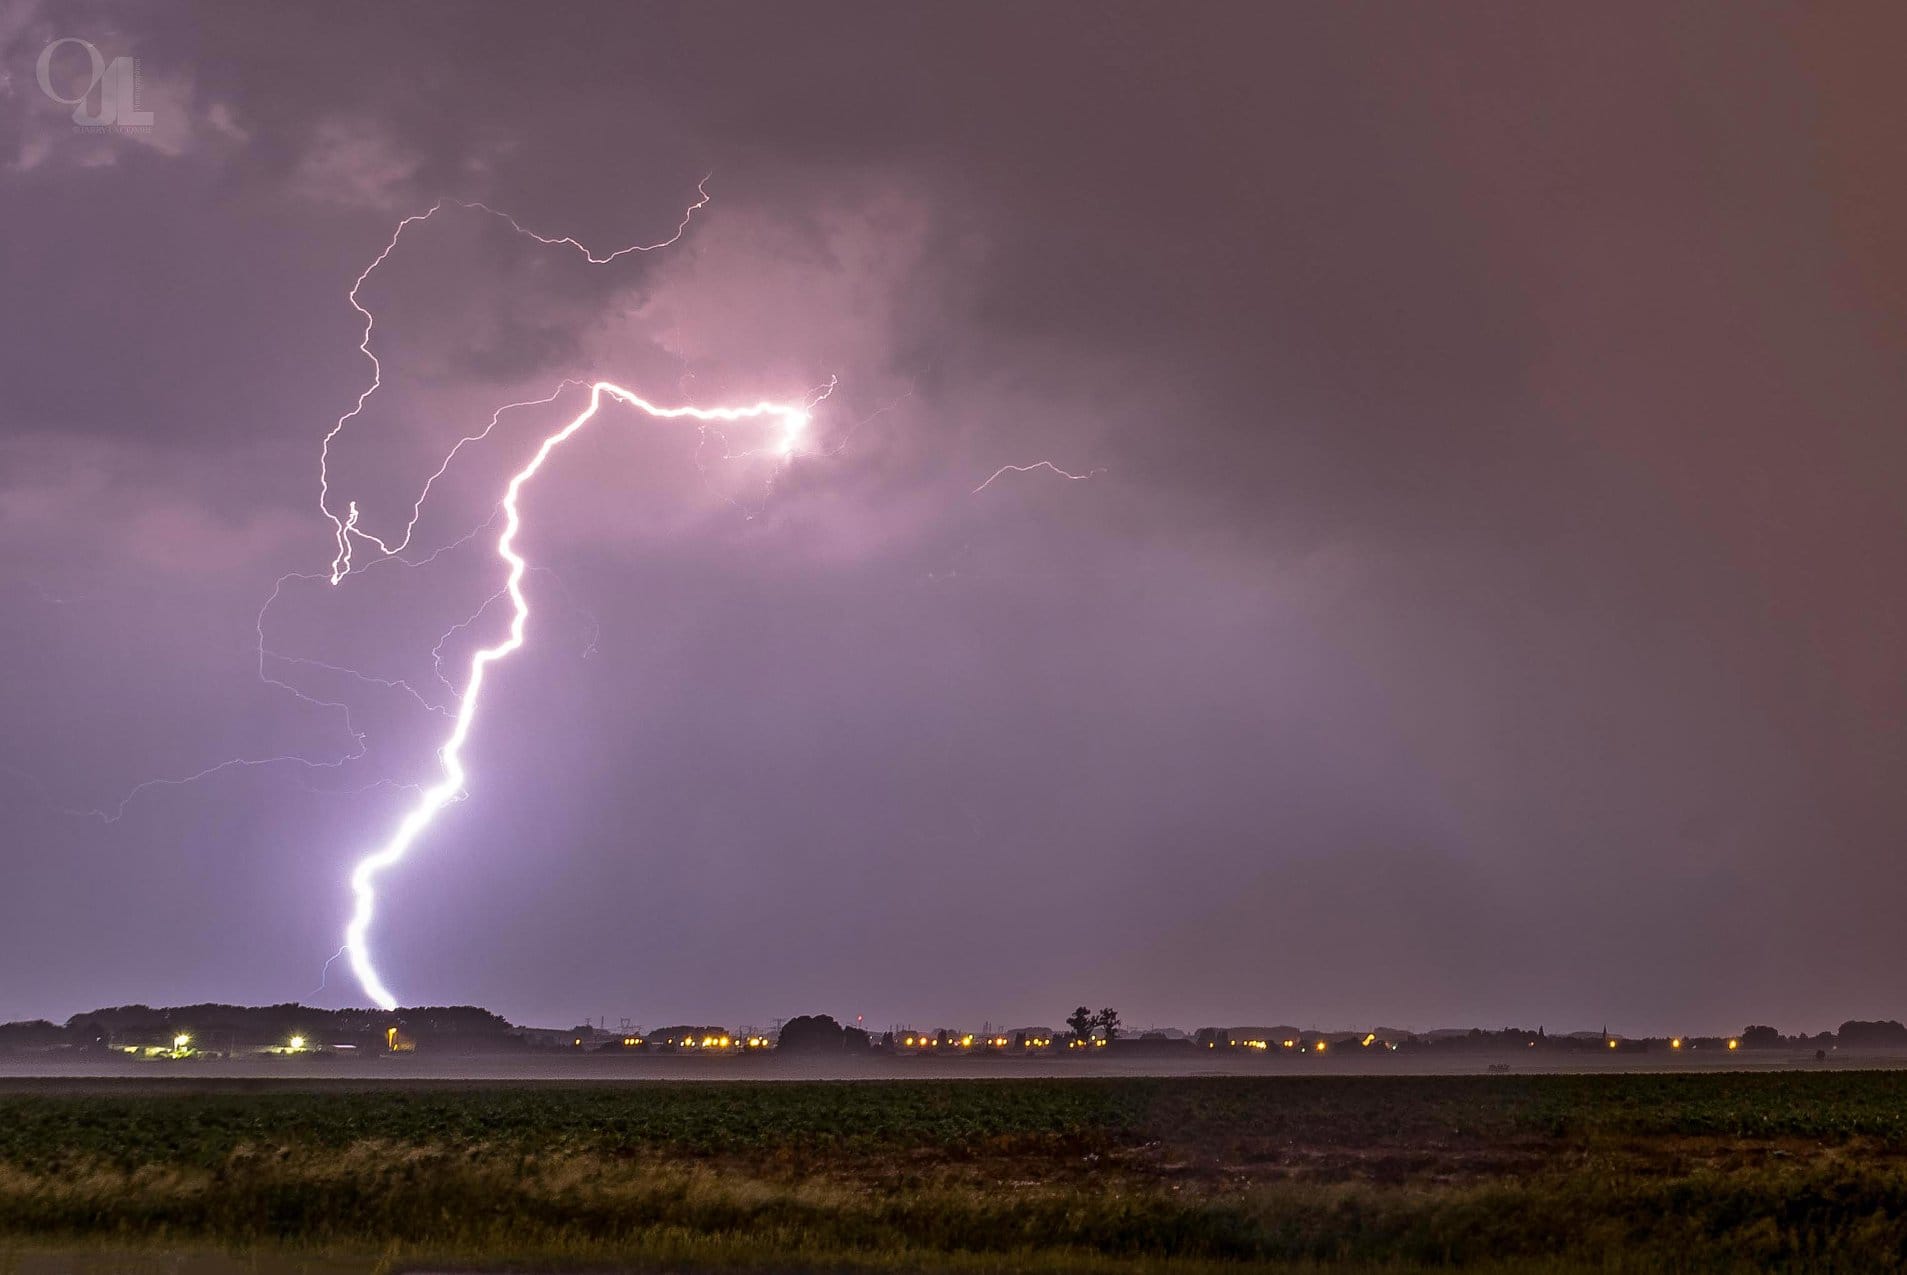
[10,1155,1907,1270]
[9,1072,1907,1166]
[10,1073,1907,1270]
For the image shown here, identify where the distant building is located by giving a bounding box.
[644,1025,737,1053]
[1195,1026,1305,1051]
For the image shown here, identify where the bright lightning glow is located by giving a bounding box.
[343,381,812,1010]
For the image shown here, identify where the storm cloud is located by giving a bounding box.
[2,1,1902,1037]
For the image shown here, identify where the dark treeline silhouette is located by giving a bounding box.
[7,1005,1907,1059]
[5,1003,515,1053]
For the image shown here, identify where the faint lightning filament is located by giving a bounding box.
[972,461,1104,494]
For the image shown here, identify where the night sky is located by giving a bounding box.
[3,2,1903,1036]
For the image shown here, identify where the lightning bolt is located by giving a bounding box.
[342,382,811,1010]
[56,176,1099,1011]
[302,178,832,1009]
[972,461,1105,495]
[307,945,348,1001]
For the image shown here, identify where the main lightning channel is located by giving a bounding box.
[343,381,810,1011]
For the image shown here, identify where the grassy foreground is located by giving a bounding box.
[7,1072,1907,1271]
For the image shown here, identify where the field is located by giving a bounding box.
[8,1071,1907,1271]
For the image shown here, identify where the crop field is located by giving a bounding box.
[7,1071,1907,1271]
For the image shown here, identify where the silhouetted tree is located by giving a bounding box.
[1837,1020,1907,1049]
[1066,1006,1097,1044]
[1740,1025,1783,1048]
[1096,1008,1122,1042]
[776,1014,847,1052]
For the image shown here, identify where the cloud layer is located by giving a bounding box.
[1,2,1902,1037]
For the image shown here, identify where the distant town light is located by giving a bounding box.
[172,1033,190,1050]
[1670,1038,1683,1049]
[288,1035,306,1050]
[1727,1038,1740,1050]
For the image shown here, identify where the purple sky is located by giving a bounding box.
[2,2,1903,1036]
